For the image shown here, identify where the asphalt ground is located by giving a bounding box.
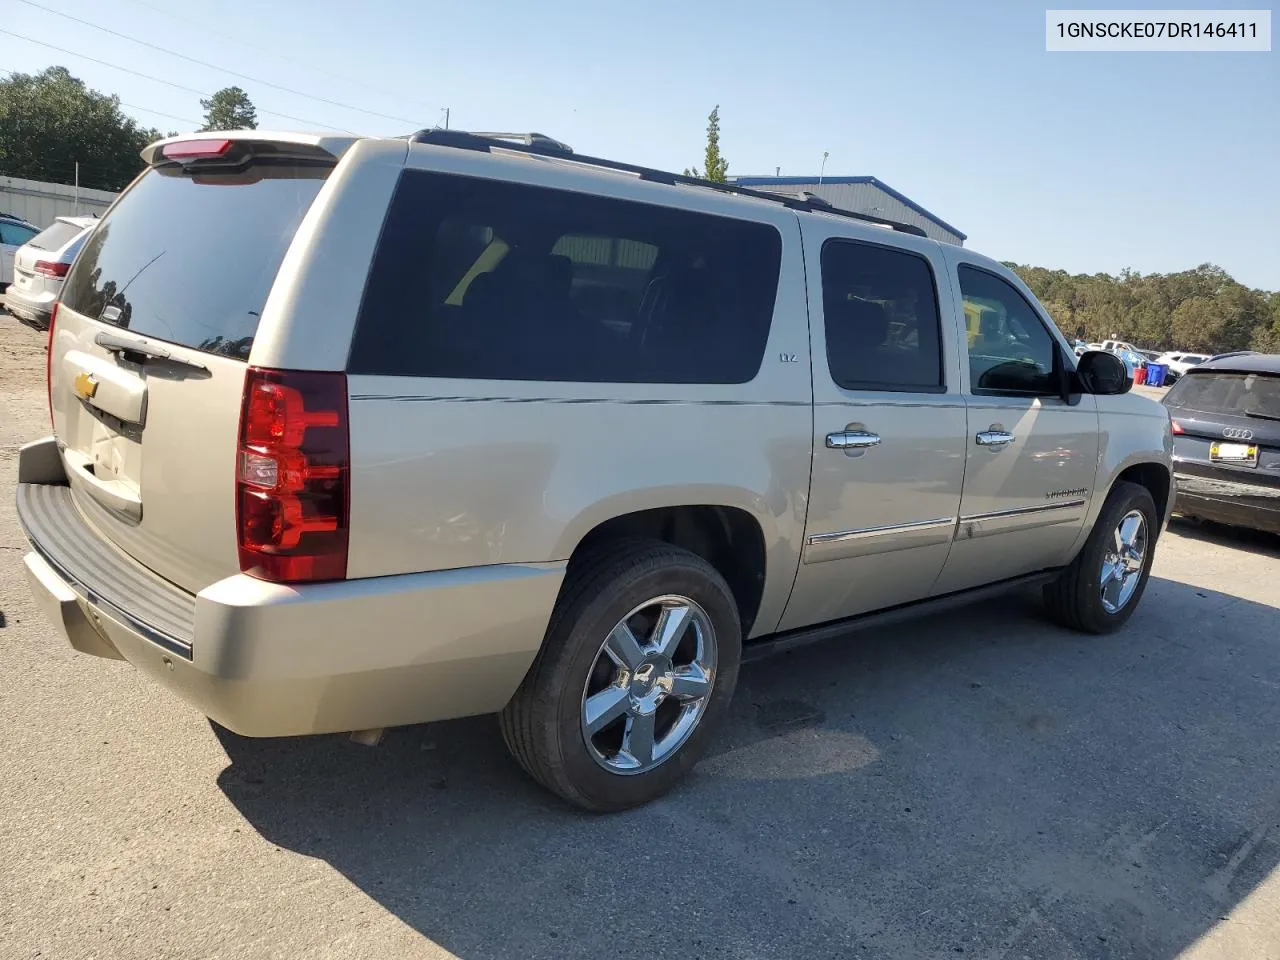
[2,311,1277,960]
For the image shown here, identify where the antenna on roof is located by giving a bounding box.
[818,151,829,187]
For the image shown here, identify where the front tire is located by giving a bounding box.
[500,540,742,812]
[1044,481,1158,634]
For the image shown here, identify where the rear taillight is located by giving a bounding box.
[45,302,57,427]
[1171,419,1185,435]
[236,367,349,583]
[34,260,70,278]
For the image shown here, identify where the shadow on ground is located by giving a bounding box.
[215,574,1280,960]
[1168,515,1280,558]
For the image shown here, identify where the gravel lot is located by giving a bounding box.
[2,311,1278,960]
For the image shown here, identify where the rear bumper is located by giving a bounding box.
[1172,470,1280,535]
[16,439,563,737]
[3,286,55,329]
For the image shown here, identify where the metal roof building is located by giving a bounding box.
[730,176,965,246]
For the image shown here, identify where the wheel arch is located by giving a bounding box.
[561,500,775,637]
[1113,460,1173,527]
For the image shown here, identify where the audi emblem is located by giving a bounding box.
[1222,427,1254,440]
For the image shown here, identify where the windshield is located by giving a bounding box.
[59,162,329,361]
[1165,371,1280,419]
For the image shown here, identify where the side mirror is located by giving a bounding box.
[1076,350,1131,395]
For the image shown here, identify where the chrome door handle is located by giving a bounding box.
[975,430,1016,447]
[826,430,882,450]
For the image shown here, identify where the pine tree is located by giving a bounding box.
[684,105,729,182]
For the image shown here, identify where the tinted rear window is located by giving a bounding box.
[61,163,328,361]
[28,220,83,252]
[1165,371,1280,419]
[349,170,782,383]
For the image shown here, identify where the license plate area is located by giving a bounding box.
[1210,441,1259,466]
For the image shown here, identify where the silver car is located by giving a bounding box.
[16,130,1173,810]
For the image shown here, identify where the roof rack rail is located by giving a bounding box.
[468,131,575,153]
[407,129,928,238]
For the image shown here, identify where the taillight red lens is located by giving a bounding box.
[34,260,70,278]
[236,368,349,583]
[1170,419,1185,435]
[46,302,58,426]
[162,139,233,159]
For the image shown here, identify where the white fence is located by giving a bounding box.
[0,176,118,228]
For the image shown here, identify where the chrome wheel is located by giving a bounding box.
[581,594,717,775]
[1099,509,1148,614]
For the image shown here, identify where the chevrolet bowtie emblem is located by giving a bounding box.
[73,371,99,400]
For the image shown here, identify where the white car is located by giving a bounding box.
[3,216,97,331]
[1155,351,1211,382]
[1101,339,1140,356]
[0,213,40,291]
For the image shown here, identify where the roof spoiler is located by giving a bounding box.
[141,131,359,166]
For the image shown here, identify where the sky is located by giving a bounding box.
[3,0,1277,289]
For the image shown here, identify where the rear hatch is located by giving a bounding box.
[1164,367,1280,502]
[50,136,343,594]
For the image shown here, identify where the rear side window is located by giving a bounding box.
[1166,371,1280,419]
[820,239,944,392]
[349,171,782,384]
[27,220,82,252]
[61,163,328,361]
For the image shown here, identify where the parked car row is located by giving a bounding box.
[1068,338,1242,387]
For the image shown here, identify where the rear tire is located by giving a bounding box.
[500,539,742,812]
[1044,481,1158,634]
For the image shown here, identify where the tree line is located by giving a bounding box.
[1008,262,1280,355]
[678,106,1278,357]
[0,66,257,192]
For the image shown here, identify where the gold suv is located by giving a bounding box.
[17,130,1172,810]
